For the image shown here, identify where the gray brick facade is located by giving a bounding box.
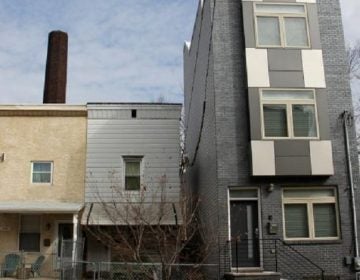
[184,0,360,279]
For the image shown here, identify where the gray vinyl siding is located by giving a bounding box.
[85,104,181,204]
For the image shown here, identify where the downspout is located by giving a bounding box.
[342,111,360,263]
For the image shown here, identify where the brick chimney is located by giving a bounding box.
[43,31,68,103]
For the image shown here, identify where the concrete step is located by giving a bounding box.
[225,271,282,280]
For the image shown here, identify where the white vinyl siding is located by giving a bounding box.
[85,105,181,205]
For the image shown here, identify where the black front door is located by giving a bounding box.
[230,201,260,267]
[58,223,73,258]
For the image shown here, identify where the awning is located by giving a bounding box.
[81,202,182,226]
[0,201,83,213]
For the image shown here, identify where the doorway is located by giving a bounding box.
[229,189,261,268]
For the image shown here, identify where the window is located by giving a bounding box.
[19,215,41,252]
[255,3,310,48]
[282,188,339,240]
[123,157,142,191]
[261,89,318,139]
[31,162,53,184]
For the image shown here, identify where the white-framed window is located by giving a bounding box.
[123,156,143,191]
[282,188,340,240]
[254,3,310,48]
[19,215,41,252]
[31,161,53,184]
[260,89,319,139]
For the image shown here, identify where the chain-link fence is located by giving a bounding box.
[59,261,219,280]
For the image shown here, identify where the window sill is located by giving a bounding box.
[283,239,342,246]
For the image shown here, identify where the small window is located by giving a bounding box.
[123,157,142,191]
[282,188,339,240]
[261,89,318,139]
[31,162,53,184]
[255,3,310,48]
[19,215,41,252]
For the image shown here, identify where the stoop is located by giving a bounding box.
[224,271,282,280]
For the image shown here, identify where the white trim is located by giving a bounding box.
[227,187,262,269]
[122,156,144,191]
[260,88,320,140]
[254,2,311,49]
[281,187,340,241]
[30,161,54,185]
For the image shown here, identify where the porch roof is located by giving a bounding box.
[0,201,83,213]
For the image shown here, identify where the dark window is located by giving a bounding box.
[131,109,137,118]
[19,215,41,252]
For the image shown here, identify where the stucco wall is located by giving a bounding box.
[0,115,87,203]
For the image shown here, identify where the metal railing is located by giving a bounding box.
[226,238,326,280]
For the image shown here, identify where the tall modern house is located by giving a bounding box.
[184,0,360,279]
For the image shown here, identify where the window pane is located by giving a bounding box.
[284,189,335,198]
[292,105,317,137]
[263,104,288,137]
[256,4,305,14]
[32,173,51,183]
[19,233,41,252]
[314,204,337,238]
[284,204,309,238]
[125,177,140,190]
[257,17,281,46]
[33,162,51,172]
[125,162,140,176]
[230,189,258,198]
[21,215,41,233]
[285,17,308,47]
[262,90,314,100]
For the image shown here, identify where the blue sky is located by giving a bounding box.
[0,0,358,104]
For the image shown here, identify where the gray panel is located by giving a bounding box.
[248,88,261,140]
[275,156,311,176]
[268,49,302,71]
[263,0,296,2]
[242,2,256,48]
[274,140,310,157]
[307,4,322,50]
[269,71,305,88]
[316,89,330,140]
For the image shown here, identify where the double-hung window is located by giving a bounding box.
[31,161,53,184]
[19,215,41,252]
[282,188,339,240]
[255,3,310,48]
[123,157,142,191]
[261,89,318,139]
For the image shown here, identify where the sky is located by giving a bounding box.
[0,0,358,104]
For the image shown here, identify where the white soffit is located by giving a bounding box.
[246,48,270,88]
[0,202,83,213]
[296,0,316,3]
[302,50,326,88]
[310,141,334,175]
[251,141,275,176]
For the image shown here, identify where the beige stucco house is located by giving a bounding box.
[0,105,87,278]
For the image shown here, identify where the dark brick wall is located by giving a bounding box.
[43,30,68,104]
[184,0,360,279]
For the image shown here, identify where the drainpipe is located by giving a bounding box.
[342,111,360,267]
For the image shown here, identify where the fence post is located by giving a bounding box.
[235,239,239,273]
[274,239,278,272]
